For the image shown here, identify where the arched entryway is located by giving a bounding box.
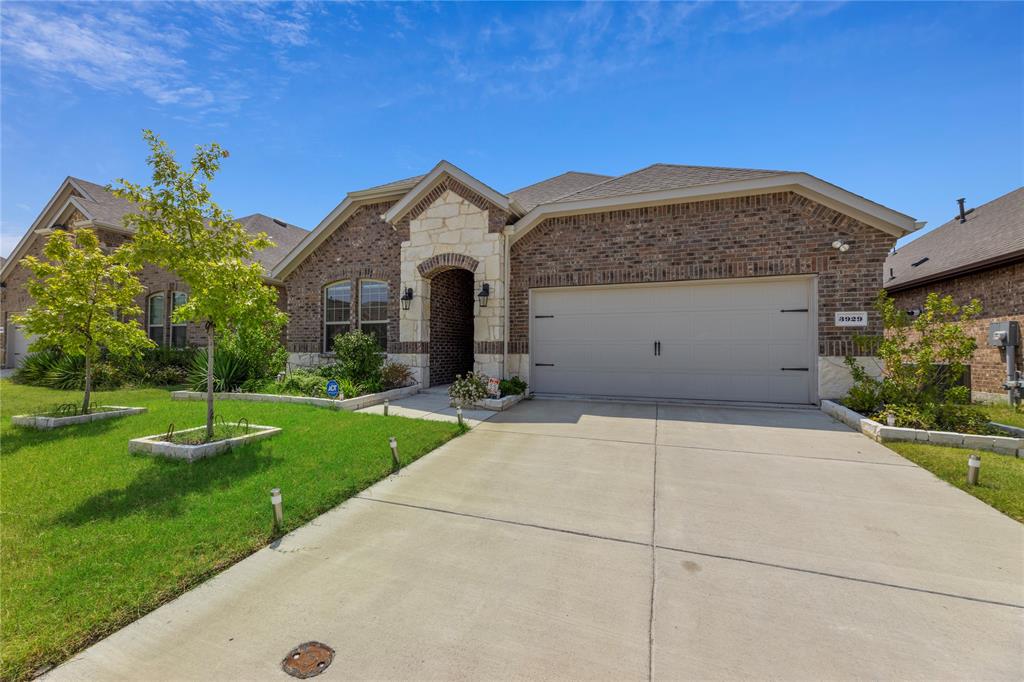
[428,268,474,386]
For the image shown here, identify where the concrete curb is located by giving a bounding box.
[170,384,420,412]
[467,393,527,411]
[129,423,281,462]
[821,400,1024,457]
[11,406,146,430]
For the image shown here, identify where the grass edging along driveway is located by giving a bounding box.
[885,441,1024,524]
[0,382,463,682]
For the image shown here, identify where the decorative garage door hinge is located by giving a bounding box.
[780,367,810,371]
[534,363,554,367]
[780,308,809,313]
[534,315,555,318]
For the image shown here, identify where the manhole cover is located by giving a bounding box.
[282,641,334,678]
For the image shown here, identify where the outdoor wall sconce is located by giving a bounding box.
[831,239,850,252]
[400,287,414,311]
[478,282,490,307]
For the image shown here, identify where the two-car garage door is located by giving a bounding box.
[529,277,814,404]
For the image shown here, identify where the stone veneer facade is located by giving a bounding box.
[889,260,1024,402]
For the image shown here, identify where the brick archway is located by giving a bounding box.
[428,268,475,386]
[418,252,479,278]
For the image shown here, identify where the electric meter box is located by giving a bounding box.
[987,320,1020,347]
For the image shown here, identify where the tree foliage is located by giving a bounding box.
[12,229,152,412]
[111,130,286,439]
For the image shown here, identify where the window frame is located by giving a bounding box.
[358,279,390,351]
[147,293,166,346]
[169,291,188,348]
[323,280,352,353]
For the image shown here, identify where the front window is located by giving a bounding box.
[170,292,188,348]
[324,281,351,352]
[359,280,389,351]
[147,293,165,346]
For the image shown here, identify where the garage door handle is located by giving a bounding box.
[780,367,809,371]
[534,363,554,367]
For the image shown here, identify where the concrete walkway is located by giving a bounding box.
[48,399,1023,680]
[355,385,497,426]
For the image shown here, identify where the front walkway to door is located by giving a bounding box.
[46,399,1024,681]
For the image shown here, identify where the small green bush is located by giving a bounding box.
[332,331,384,385]
[498,376,528,396]
[12,349,63,385]
[449,372,488,405]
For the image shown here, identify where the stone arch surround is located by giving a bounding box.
[417,252,480,278]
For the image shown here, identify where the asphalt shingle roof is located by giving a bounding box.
[556,163,790,202]
[67,177,307,270]
[507,171,613,211]
[884,187,1024,290]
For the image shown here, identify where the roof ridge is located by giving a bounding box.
[646,162,792,174]
[551,163,660,202]
[509,170,611,195]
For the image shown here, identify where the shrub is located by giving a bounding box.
[273,369,362,398]
[332,330,384,385]
[876,403,934,430]
[931,403,993,433]
[449,372,488,405]
[498,376,528,396]
[218,321,286,382]
[381,362,414,390]
[12,349,63,385]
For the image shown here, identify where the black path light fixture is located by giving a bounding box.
[400,287,414,311]
[477,282,491,307]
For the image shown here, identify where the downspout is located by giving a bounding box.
[502,228,511,380]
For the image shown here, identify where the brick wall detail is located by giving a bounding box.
[428,268,474,384]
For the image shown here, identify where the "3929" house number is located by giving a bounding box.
[835,311,868,327]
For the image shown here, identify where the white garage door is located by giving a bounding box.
[530,278,814,404]
[6,323,33,368]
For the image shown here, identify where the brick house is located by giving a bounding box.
[884,188,1023,403]
[4,162,925,404]
[263,161,923,403]
[0,177,306,367]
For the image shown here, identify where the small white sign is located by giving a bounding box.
[835,311,867,327]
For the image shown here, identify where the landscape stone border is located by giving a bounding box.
[472,393,527,412]
[170,384,419,412]
[129,423,281,462]
[821,400,1024,457]
[11,406,146,430]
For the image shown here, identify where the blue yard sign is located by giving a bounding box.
[325,379,341,399]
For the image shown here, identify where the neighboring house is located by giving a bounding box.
[269,160,920,404]
[3,162,924,405]
[0,177,306,368]
[884,188,1024,402]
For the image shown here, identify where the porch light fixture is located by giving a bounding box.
[400,287,414,311]
[477,282,490,307]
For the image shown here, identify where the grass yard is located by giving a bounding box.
[979,402,1024,429]
[886,441,1024,523]
[0,381,463,681]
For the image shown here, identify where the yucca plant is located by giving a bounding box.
[187,347,249,392]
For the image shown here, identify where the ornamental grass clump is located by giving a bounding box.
[844,290,991,433]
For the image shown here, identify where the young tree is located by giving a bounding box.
[13,229,152,413]
[112,130,286,440]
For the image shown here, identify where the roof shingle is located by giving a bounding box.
[556,163,789,202]
[884,187,1024,290]
[507,171,612,211]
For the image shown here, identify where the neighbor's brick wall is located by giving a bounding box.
[889,260,1024,396]
[509,191,895,355]
[428,268,475,384]
[283,201,405,353]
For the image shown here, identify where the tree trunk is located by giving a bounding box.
[82,354,92,415]
[206,324,215,441]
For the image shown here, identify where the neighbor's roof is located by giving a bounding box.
[237,214,309,270]
[884,187,1024,291]
[555,163,789,202]
[507,171,612,211]
[69,177,137,227]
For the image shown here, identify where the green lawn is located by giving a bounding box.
[0,381,462,681]
[979,402,1024,429]
[886,441,1024,523]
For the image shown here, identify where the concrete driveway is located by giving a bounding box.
[49,399,1023,680]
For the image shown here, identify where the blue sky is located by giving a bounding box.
[2,1,1021,256]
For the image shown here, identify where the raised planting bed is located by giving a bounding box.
[12,406,146,430]
[821,400,1024,457]
[129,422,281,462]
[170,384,419,411]
[454,393,528,411]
